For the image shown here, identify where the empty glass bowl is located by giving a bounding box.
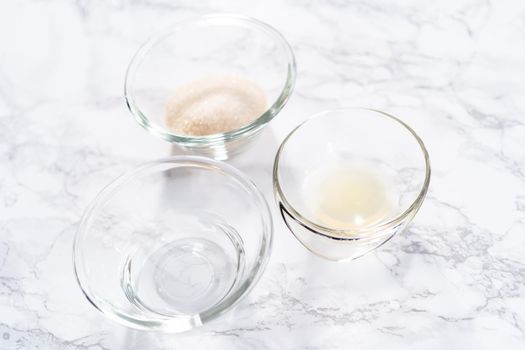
[74,157,273,332]
[125,14,296,160]
[273,108,430,261]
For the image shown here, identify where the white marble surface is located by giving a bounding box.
[1,0,525,348]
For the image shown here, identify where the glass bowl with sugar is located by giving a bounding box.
[125,14,296,160]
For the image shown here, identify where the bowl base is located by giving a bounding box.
[122,236,244,316]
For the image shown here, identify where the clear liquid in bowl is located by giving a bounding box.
[121,216,246,316]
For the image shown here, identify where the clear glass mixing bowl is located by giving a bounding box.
[273,108,430,261]
[74,156,273,332]
[125,14,296,160]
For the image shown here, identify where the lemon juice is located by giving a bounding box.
[303,162,392,230]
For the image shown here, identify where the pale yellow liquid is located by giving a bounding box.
[303,163,392,230]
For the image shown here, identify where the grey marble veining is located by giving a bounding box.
[1,0,525,348]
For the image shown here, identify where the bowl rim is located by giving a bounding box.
[124,14,297,145]
[273,107,431,240]
[73,156,273,331]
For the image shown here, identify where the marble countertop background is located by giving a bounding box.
[1,0,525,349]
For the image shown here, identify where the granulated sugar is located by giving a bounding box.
[165,75,267,136]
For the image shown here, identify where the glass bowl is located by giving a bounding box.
[273,108,430,261]
[73,156,273,332]
[124,14,296,160]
